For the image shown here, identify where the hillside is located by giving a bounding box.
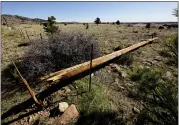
[1,14,47,25]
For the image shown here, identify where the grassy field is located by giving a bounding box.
[1,23,178,125]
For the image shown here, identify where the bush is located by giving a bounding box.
[159,34,178,66]
[116,20,120,25]
[86,23,89,29]
[2,31,101,89]
[158,26,164,29]
[145,23,151,28]
[113,45,133,66]
[128,66,178,125]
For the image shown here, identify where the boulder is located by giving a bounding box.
[54,104,79,125]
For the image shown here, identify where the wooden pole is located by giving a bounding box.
[40,33,43,40]
[11,60,41,105]
[20,29,25,39]
[25,30,30,40]
[40,37,158,83]
[3,17,9,27]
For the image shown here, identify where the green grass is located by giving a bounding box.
[70,78,117,115]
[127,66,178,125]
[159,34,178,66]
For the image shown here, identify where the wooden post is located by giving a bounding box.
[3,17,9,27]
[20,29,26,39]
[89,44,93,91]
[40,33,43,40]
[25,30,30,40]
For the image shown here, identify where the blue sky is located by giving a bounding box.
[1,1,178,22]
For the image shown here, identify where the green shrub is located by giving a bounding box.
[75,78,115,114]
[94,17,101,25]
[128,66,178,125]
[43,16,59,35]
[159,34,178,66]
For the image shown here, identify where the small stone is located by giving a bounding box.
[166,71,172,79]
[155,56,162,61]
[121,71,127,78]
[8,27,12,30]
[28,116,33,123]
[65,88,71,93]
[133,107,140,114]
[118,86,125,90]
[142,61,152,66]
[59,102,69,112]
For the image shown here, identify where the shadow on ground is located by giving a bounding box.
[75,111,126,125]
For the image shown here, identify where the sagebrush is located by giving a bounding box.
[2,31,101,90]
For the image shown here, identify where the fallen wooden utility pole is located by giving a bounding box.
[41,37,158,83]
[1,37,158,121]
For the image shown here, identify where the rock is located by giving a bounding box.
[109,64,121,73]
[59,102,69,112]
[142,61,152,66]
[65,88,71,93]
[133,107,140,114]
[154,56,162,61]
[62,87,71,94]
[166,71,172,79]
[54,104,79,125]
[133,31,138,33]
[8,27,12,30]
[121,71,127,78]
[118,86,125,90]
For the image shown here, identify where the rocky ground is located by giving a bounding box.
[1,23,177,125]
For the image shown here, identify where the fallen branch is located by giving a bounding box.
[11,60,41,105]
